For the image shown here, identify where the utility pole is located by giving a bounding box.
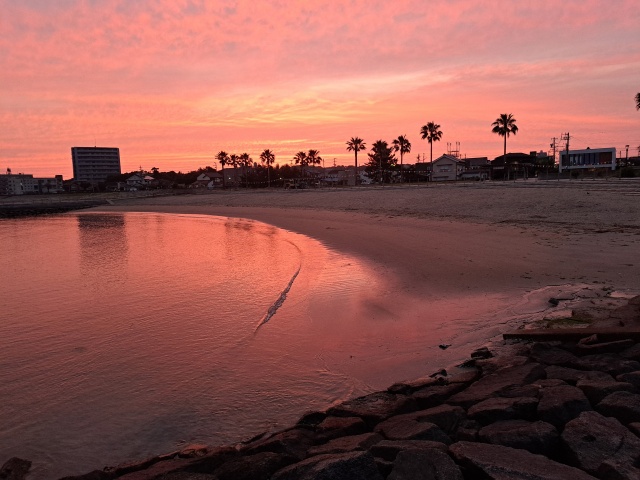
[561,132,570,179]
[550,137,558,181]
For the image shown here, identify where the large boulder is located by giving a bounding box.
[448,363,546,409]
[327,392,417,428]
[561,410,640,479]
[537,385,591,427]
[313,416,368,443]
[529,342,580,367]
[270,451,384,480]
[467,396,538,425]
[208,451,294,480]
[0,458,32,480]
[576,378,636,404]
[570,354,640,376]
[239,427,315,461]
[368,440,449,461]
[449,441,597,479]
[307,433,383,456]
[387,448,464,480]
[478,419,559,456]
[373,413,452,444]
[596,391,640,424]
[545,365,613,385]
[410,384,466,410]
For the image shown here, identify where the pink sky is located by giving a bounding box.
[1,0,639,177]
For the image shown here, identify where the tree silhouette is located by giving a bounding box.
[260,149,275,188]
[366,140,396,184]
[392,135,411,183]
[216,151,230,188]
[491,113,519,180]
[346,137,366,185]
[420,122,443,182]
[239,153,251,187]
[294,151,307,179]
[636,93,640,110]
[230,154,239,187]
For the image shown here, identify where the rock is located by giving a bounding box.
[387,376,444,395]
[449,441,597,480]
[270,451,384,480]
[297,411,327,427]
[239,427,315,461]
[327,392,417,428]
[374,413,452,444]
[628,422,640,437]
[530,342,579,366]
[178,444,209,458]
[0,458,32,480]
[387,448,464,480]
[410,384,466,409]
[180,446,238,474]
[545,365,612,385]
[620,342,640,361]
[561,410,640,478]
[596,391,640,424]
[58,471,115,480]
[471,347,493,359]
[478,420,559,456]
[448,363,546,409]
[467,396,538,425]
[209,451,294,480]
[537,385,591,428]
[454,420,480,442]
[307,433,383,456]
[616,371,640,388]
[446,368,482,385]
[314,416,368,443]
[474,354,530,374]
[576,378,636,404]
[403,404,466,435]
[496,383,541,398]
[570,353,640,376]
[576,339,635,355]
[368,440,449,461]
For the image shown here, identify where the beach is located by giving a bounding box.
[93,179,640,299]
[3,179,640,478]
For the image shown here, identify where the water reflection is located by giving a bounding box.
[76,214,129,288]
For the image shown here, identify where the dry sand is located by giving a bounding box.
[88,179,640,372]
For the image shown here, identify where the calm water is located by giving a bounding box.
[0,212,562,478]
[0,212,378,478]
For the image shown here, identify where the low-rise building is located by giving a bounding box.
[559,147,616,173]
[0,173,64,195]
[431,154,465,181]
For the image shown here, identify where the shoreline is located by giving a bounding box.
[3,181,640,478]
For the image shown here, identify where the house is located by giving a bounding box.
[192,170,223,189]
[462,157,490,180]
[126,173,155,190]
[431,155,465,181]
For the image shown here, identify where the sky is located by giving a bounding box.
[1,0,639,178]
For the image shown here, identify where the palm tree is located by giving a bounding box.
[216,151,229,188]
[230,154,239,188]
[392,135,411,183]
[260,149,275,188]
[346,137,366,185]
[491,113,519,180]
[420,122,443,182]
[294,151,307,179]
[636,93,640,110]
[239,153,251,187]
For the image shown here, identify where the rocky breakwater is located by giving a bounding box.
[4,299,640,480]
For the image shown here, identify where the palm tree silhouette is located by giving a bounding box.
[230,154,239,188]
[636,93,640,110]
[294,151,307,180]
[392,135,411,183]
[239,153,251,188]
[420,122,443,182]
[260,149,275,188]
[491,113,519,180]
[216,151,229,188]
[346,137,366,185]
